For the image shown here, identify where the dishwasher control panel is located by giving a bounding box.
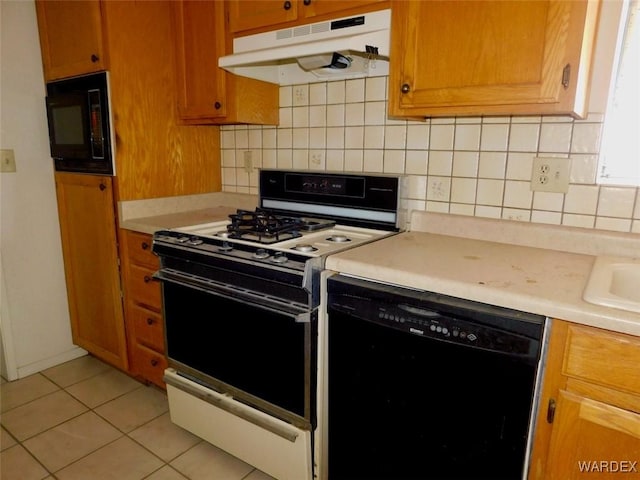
[327,274,545,362]
[377,305,534,356]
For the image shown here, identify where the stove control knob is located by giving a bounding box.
[254,248,270,259]
[271,252,288,263]
[176,236,190,243]
[219,241,233,252]
[188,237,204,245]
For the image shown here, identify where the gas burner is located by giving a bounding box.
[327,234,351,243]
[227,209,304,244]
[293,244,317,253]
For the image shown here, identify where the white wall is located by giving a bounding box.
[0,0,85,380]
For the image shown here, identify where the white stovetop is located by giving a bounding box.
[173,221,395,257]
[325,211,640,337]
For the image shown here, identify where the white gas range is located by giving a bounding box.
[152,170,405,480]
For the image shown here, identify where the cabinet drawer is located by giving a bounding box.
[130,342,167,389]
[125,231,158,269]
[129,303,164,352]
[128,263,162,310]
[564,325,640,396]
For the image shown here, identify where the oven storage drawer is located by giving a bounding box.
[164,369,313,480]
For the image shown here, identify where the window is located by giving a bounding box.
[597,0,640,186]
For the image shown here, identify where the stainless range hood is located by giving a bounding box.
[218,9,391,86]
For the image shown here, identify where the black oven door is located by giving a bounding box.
[158,273,317,430]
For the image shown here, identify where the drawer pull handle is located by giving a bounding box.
[141,242,149,250]
[151,359,159,367]
[146,317,155,325]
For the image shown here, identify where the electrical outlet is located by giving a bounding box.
[310,151,324,167]
[0,149,16,173]
[243,151,253,173]
[293,85,308,106]
[530,157,571,193]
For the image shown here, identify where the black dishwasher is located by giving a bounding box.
[326,274,547,480]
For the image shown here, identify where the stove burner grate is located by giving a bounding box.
[227,209,304,244]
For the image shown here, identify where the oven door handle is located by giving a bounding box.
[153,269,315,323]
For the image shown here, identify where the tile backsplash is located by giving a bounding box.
[220,76,640,234]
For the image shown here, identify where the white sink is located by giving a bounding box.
[583,256,640,314]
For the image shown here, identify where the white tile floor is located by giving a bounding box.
[0,355,276,480]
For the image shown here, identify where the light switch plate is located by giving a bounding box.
[531,156,571,193]
[0,149,17,173]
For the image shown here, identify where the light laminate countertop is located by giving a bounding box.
[118,194,640,337]
[326,211,640,337]
[118,192,258,235]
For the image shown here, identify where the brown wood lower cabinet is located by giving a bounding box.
[55,172,128,370]
[120,229,167,388]
[529,319,640,479]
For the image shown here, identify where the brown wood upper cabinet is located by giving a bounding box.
[389,0,601,119]
[36,1,222,381]
[227,0,388,35]
[36,0,108,81]
[172,0,279,125]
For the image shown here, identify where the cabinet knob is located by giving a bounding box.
[401,83,411,94]
[90,54,99,63]
[141,242,149,250]
[99,183,106,191]
[144,275,152,283]
[151,358,159,367]
[146,317,155,325]
[214,101,222,110]
[283,0,291,10]
[303,0,311,5]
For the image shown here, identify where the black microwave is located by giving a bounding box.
[45,72,113,175]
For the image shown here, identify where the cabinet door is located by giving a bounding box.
[174,0,229,121]
[55,173,127,370]
[173,0,279,125]
[103,0,223,198]
[35,0,107,81]
[298,0,387,20]
[227,0,298,33]
[389,0,601,119]
[227,0,387,34]
[544,390,640,479]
